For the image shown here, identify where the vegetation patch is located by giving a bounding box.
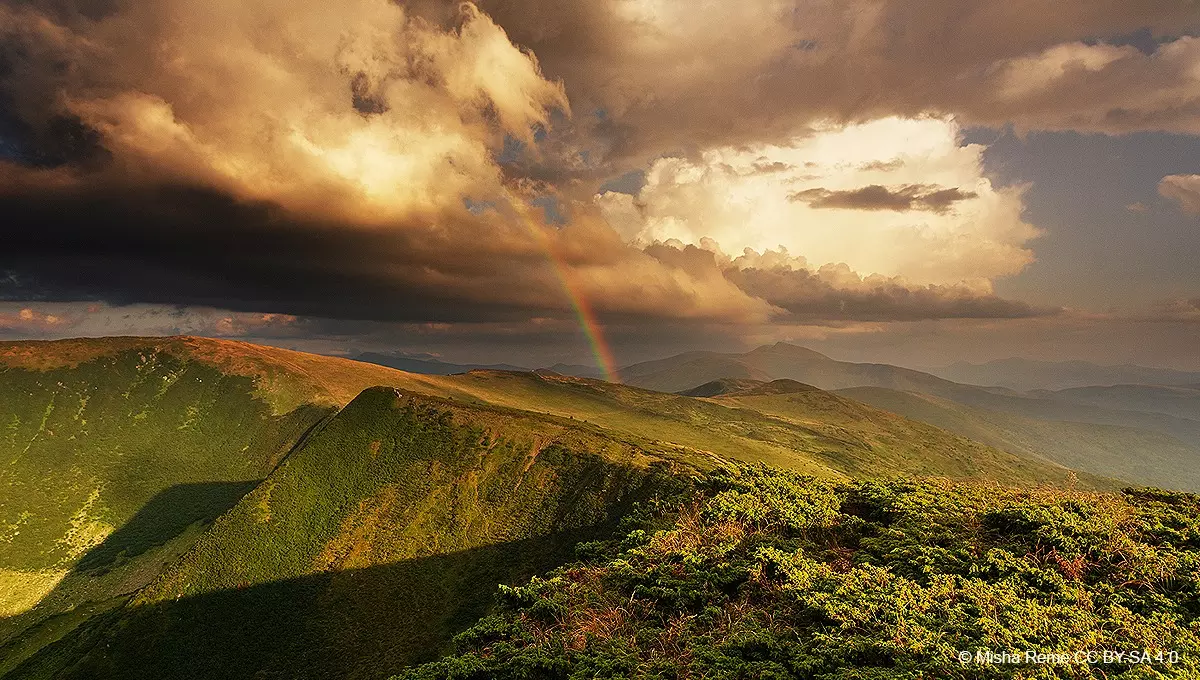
[399,465,1200,679]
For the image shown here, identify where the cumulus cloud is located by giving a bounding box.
[597,118,1039,287]
[478,0,1200,167]
[0,0,566,220]
[724,263,1045,322]
[1159,175,1200,215]
[0,306,68,334]
[1140,298,1200,322]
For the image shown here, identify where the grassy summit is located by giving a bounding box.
[0,336,471,672]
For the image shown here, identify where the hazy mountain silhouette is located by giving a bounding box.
[929,358,1200,392]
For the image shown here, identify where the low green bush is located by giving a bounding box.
[397,465,1200,679]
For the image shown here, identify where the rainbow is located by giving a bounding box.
[545,251,620,383]
[508,195,620,383]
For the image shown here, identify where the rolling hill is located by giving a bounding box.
[0,340,333,672]
[628,343,1200,441]
[431,370,1096,487]
[0,336,1165,679]
[840,387,1200,492]
[679,378,770,397]
[348,352,529,376]
[7,387,687,679]
[634,343,1200,484]
[620,342,978,395]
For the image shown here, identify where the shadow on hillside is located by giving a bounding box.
[77,480,262,573]
[8,527,608,680]
[0,481,262,672]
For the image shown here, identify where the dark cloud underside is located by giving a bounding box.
[790,184,979,214]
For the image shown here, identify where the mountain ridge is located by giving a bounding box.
[930,357,1200,391]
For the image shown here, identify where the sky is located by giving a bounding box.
[0,0,1198,372]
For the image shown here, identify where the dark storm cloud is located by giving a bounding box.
[790,185,978,214]
[725,266,1049,322]
[0,173,1042,326]
[0,179,554,323]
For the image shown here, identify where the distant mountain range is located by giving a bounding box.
[927,357,1200,392]
[354,344,1200,454]
[349,352,606,379]
[618,341,1200,489]
[1032,384,1200,421]
[348,351,528,375]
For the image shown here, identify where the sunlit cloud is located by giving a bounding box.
[1159,174,1200,215]
[598,117,1038,287]
[1,0,566,222]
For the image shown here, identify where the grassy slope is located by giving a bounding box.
[436,371,1103,488]
[0,337,471,672]
[0,348,333,671]
[678,378,767,397]
[623,343,1200,451]
[0,336,468,413]
[841,387,1200,493]
[399,465,1200,679]
[708,385,1109,488]
[1038,384,1200,422]
[9,388,690,680]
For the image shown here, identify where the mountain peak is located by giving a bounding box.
[735,379,821,395]
[750,342,830,359]
[678,378,767,397]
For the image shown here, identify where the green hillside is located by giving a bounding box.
[433,371,1095,488]
[0,346,334,671]
[0,336,476,672]
[7,387,689,679]
[0,336,467,413]
[398,464,1200,679]
[706,381,1112,487]
[678,378,767,397]
[840,387,1200,493]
